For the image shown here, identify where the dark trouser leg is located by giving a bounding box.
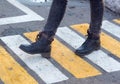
[75,0,104,56]
[19,0,67,58]
[44,0,67,33]
[89,0,104,34]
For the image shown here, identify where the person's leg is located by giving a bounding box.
[43,0,67,32]
[19,0,67,58]
[75,0,104,56]
[89,0,104,34]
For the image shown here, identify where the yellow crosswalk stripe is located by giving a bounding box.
[24,32,101,78]
[0,46,38,84]
[71,24,120,58]
[113,19,120,24]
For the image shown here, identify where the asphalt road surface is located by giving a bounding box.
[0,0,120,84]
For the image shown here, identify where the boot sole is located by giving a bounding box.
[41,52,51,59]
[26,51,51,59]
[20,47,51,59]
[29,51,51,59]
[75,46,100,57]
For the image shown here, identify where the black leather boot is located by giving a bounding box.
[19,31,54,58]
[75,30,100,56]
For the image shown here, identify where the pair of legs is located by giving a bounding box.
[20,0,104,58]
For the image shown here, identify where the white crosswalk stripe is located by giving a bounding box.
[0,20,120,83]
[102,20,120,39]
[56,27,120,72]
[1,35,68,84]
[0,0,44,25]
[0,0,120,84]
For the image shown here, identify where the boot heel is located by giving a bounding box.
[95,46,100,50]
[41,52,51,59]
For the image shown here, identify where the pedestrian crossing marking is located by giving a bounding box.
[24,32,101,78]
[1,21,120,83]
[1,35,68,84]
[113,19,120,24]
[102,21,120,39]
[0,0,44,25]
[71,23,120,58]
[0,46,38,84]
[57,27,120,72]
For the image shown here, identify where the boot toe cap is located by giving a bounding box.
[19,44,31,52]
[75,48,86,56]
